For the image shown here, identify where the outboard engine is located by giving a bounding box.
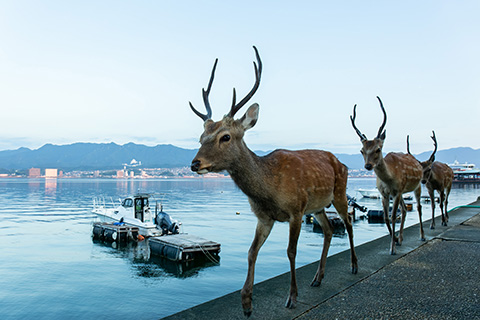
[155,207,179,235]
[347,194,367,213]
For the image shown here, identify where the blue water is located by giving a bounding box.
[0,178,478,319]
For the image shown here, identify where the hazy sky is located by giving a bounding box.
[0,1,479,155]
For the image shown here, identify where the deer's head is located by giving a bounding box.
[350,96,387,171]
[189,46,262,174]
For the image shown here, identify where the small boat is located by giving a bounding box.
[448,160,480,183]
[92,193,180,237]
[357,188,413,200]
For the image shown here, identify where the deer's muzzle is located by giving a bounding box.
[191,160,201,172]
[191,159,210,174]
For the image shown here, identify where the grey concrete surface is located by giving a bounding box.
[163,198,480,320]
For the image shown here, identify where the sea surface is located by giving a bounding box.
[0,178,478,319]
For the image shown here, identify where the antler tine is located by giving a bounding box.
[350,104,367,141]
[190,58,218,121]
[429,130,437,162]
[228,46,262,118]
[406,135,412,155]
[376,96,387,138]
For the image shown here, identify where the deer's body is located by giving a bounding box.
[375,152,424,248]
[189,47,357,316]
[422,161,453,227]
[351,97,424,255]
[409,131,453,228]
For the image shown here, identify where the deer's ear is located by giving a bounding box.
[240,103,259,131]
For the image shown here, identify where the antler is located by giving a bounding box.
[406,135,412,155]
[350,104,367,141]
[376,96,387,139]
[189,58,218,121]
[429,130,437,162]
[227,46,262,118]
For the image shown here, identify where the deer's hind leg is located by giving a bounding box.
[311,209,332,287]
[333,195,358,274]
[414,187,425,241]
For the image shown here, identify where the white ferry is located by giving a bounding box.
[448,160,480,183]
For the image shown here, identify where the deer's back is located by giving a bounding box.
[381,152,422,194]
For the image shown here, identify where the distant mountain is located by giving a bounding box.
[0,143,478,171]
[0,143,198,170]
[334,147,480,170]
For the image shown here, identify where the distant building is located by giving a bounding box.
[116,170,125,178]
[45,169,58,178]
[29,168,41,178]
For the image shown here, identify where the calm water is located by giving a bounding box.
[0,178,479,319]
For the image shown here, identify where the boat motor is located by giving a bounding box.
[347,194,367,213]
[155,206,180,235]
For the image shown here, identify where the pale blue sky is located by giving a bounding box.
[0,1,479,154]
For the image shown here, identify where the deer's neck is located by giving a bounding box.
[227,146,270,201]
[374,157,396,185]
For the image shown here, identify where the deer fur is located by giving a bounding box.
[189,47,358,316]
[408,131,454,228]
[351,97,424,255]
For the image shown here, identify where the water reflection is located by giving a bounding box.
[92,239,220,278]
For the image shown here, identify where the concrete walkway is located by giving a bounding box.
[163,197,480,320]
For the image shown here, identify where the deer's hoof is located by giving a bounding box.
[285,296,297,309]
[243,309,252,318]
[310,280,321,287]
[430,225,435,230]
[352,266,358,274]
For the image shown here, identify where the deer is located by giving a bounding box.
[189,46,358,317]
[350,97,424,255]
[407,131,454,228]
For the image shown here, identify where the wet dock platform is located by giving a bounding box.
[163,197,480,319]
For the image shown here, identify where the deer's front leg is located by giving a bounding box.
[381,195,394,238]
[241,218,274,317]
[439,190,447,226]
[285,216,302,309]
[397,198,407,245]
[414,187,425,241]
[390,196,401,255]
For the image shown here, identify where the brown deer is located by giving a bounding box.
[189,46,358,316]
[407,131,454,228]
[350,97,424,255]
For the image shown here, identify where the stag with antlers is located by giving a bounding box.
[408,131,454,228]
[351,97,424,255]
[189,46,358,316]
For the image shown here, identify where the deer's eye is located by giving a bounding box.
[220,134,231,142]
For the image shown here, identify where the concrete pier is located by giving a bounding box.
[164,198,480,320]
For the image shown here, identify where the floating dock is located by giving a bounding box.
[149,234,221,262]
[92,222,139,242]
[92,222,221,262]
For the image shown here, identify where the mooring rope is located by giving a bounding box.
[182,237,220,264]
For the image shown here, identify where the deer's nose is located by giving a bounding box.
[365,163,373,171]
[191,160,201,172]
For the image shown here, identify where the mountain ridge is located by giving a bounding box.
[0,143,478,171]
